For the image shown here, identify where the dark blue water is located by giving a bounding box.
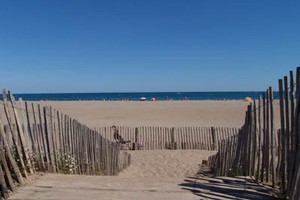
[9,92,279,101]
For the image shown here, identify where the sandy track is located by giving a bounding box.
[9,174,200,200]
[36,100,252,127]
[8,173,274,200]
[10,150,214,200]
[119,150,216,178]
[8,150,275,200]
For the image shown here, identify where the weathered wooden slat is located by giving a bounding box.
[194,127,198,149]
[256,96,262,181]
[25,102,37,169]
[38,104,50,171]
[0,118,24,185]
[51,108,59,172]
[269,87,276,187]
[261,93,266,182]
[0,159,9,199]
[288,70,295,191]
[32,103,45,170]
[192,127,197,149]
[284,76,290,190]
[56,110,63,171]
[19,100,32,156]
[43,107,56,173]
[0,135,15,192]
[252,101,257,176]
[279,79,286,191]
[266,89,270,182]
[2,89,28,178]
[206,127,210,150]
[205,127,210,150]
[289,67,300,200]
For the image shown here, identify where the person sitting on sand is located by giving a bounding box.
[112,125,130,144]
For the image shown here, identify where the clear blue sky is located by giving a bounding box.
[0,0,299,93]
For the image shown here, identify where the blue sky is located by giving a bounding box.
[0,0,299,93]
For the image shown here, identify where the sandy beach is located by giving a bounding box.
[36,100,280,128]
[7,100,280,200]
[37,100,250,127]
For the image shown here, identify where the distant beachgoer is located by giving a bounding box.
[112,125,129,144]
[138,139,144,150]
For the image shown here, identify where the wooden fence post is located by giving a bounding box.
[289,66,300,199]
[0,135,15,192]
[252,101,257,176]
[266,89,270,182]
[2,89,28,178]
[246,105,252,176]
[8,91,34,174]
[0,118,24,185]
[284,76,290,190]
[211,127,216,150]
[19,100,33,160]
[43,107,56,173]
[256,96,262,181]
[269,87,276,187]
[25,102,37,168]
[32,103,45,170]
[133,127,139,150]
[279,79,286,191]
[0,160,9,199]
[171,127,176,150]
[38,104,50,171]
[288,70,295,191]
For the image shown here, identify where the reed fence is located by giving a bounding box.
[0,89,131,199]
[207,67,300,200]
[97,126,239,151]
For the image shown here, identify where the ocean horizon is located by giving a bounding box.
[8,91,280,101]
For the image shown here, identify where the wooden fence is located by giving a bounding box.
[97,126,239,151]
[207,67,300,200]
[0,89,131,199]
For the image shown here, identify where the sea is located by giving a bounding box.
[10,92,279,101]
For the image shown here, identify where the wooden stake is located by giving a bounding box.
[269,87,276,187]
[2,89,28,178]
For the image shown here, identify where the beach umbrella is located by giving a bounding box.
[244,97,252,102]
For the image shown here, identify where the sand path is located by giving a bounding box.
[9,150,275,200]
[119,150,216,178]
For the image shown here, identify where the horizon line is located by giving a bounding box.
[10,91,275,95]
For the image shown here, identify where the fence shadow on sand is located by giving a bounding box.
[179,176,278,200]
